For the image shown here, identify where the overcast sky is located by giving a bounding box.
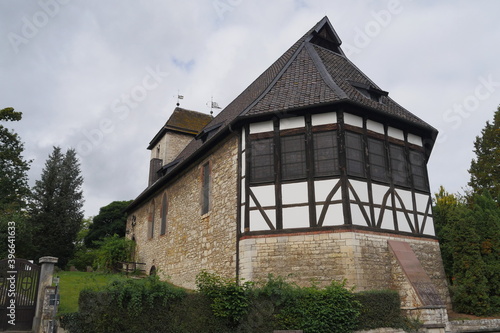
[1,0,499,218]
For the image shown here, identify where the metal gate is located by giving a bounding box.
[0,258,40,331]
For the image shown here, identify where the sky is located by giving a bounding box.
[1,0,499,218]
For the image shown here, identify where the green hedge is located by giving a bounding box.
[60,274,405,333]
[354,290,402,329]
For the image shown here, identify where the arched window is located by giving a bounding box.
[150,265,156,276]
[160,193,168,235]
[148,200,155,239]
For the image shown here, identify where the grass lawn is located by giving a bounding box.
[55,271,127,314]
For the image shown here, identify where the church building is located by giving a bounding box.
[126,17,451,323]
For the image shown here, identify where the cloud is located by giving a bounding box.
[1,0,499,217]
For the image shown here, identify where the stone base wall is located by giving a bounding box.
[448,319,500,333]
[239,229,451,309]
[128,134,239,289]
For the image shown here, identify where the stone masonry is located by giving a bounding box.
[127,134,239,289]
[239,229,451,309]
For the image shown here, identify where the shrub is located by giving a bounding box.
[93,234,135,272]
[196,270,253,326]
[354,290,402,329]
[273,280,360,333]
[67,248,97,271]
[60,275,187,333]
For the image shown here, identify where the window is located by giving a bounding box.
[313,131,339,177]
[250,137,274,183]
[201,162,210,215]
[367,138,388,182]
[390,144,409,187]
[409,150,428,191]
[160,193,168,235]
[148,201,155,239]
[281,134,307,180]
[346,132,365,177]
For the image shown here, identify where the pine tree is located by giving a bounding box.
[30,147,84,267]
[469,106,500,199]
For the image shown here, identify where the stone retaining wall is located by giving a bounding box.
[239,229,451,308]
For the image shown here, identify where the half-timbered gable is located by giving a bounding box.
[126,17,450,315]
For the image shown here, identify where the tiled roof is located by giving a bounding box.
[147,107,212,150]
[165,107,212,134]
[128,16,437,209]
[172,16,436,165]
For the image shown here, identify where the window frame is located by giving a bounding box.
[201,162,211,215]
[409,150,429,191]
[389,144,410,187]
[312,130,340,178]
[160,192,168,235]
[367,137,388,183]
[148,200,155,239]
[345,131,366,178]
[280,133,307,181]
[249,136,275,184]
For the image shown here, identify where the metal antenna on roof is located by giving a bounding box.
[206,96,222,116]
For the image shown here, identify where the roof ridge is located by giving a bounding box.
[239,41,308,117]
[305,42,348,99]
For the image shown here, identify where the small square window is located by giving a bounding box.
[281,134,307,181]
[313,131,339,177]
[346,132,365,177]
[250,138,274,183]
[367,138,388,182]
[390,144,409,187]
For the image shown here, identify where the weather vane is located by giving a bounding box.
[176,90,184,106]
[206,96,222,116]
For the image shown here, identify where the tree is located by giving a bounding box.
[469,105,500,200]
[0,107,31,211]
[433,186,465,281]
[84,200,132,248]
[30,146,84,267]
[434,188,500,314]
[0,107,34,259]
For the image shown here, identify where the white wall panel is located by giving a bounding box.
[241,180,245,204]
[241,205,246,233]
[241,152,246,175]
[250,121,273,134]
[280,116,305,130]
[371,183,391,206]
[282,206,310,229]
[395,189,413,211]
[388,126,404,141]
[421,216,435,236]
[397,212,412,233]
[344,113,363,127]
[317,204,344,226]
[250,185,275,207]
[350,180,369,202]
[366,119,384,134]
[250,209,275,231]
[311,112,337,126]
[241,127,246,148]
[375,207,394,231]
[415,193,430,213]
[351,204,369,226]
[282,182,308,205]
[407,133,422,146]
[315,179,341,202]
